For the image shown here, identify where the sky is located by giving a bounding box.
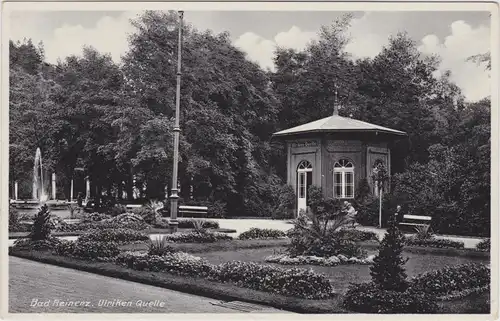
[9,10,491,102]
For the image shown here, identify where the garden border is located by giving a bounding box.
[9,250,346,314]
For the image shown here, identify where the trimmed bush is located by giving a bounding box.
[55,240,120,260]
[208,261,334,299]
[55,219,150,232]
[162,231,232,243]
[476,238,490,252]
[78,228,150,244]
[238,228,286,240]
[343,282,438,313]
[405,237,464,249]
[410,263,490,296]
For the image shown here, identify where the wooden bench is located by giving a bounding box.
[178,205,208,218]
[125,204,142,210]
[398,214,431,229]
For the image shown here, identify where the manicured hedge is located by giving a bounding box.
[162,232,232,243]
[343,282,439,313]
[238,228,286,240]
[56,220,150,232]
[410,263,490,296]
[78,228,150,244]
[405,237,464,249]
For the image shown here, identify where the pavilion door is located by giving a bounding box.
[297,161,313,215]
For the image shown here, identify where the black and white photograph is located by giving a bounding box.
[3,1,497,317]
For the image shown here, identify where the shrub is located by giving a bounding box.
[148,236,175,256]
[476,238,490,252]
[238,228,286,240]
[272,184,296,219]
[54,240,77,256]
[162,231,232,243]
[131,207,158,224]
[370,216,409,292]
[343,282,438,313]
[107,204,127,217]
[265,254,374,266]
[71,240,120,260]
[155,218,220,229]
[405,237,464,249]
[117,252,212,276]
[78,228,150,244]
[334,229,379,242]
[410,263,490,296]
[56,216,150,232]
[12,237,62,251]
[9,205,20,228]
[81,212,112,223]
[287,214,365,258]
[413,224,433,240]
[29,204,53,241]
[208,261,334,299]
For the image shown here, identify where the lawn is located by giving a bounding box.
[198,246,490,294]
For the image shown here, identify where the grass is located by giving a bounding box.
[119,238,289,253]
[9,250,346,314]
[197,246,490,294]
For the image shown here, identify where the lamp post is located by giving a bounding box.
[167,11,184,233]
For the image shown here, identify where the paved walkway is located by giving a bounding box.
[9,257,284,313]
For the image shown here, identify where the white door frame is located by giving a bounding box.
[297,161,313,215]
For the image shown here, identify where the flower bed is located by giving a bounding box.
[334,229,379,242]
[114,252,334,299]
[410,263,490,296]
[154,218,220,229]
[405,237,464,249]
[162,232,233,243]
[343,282,438,313]
[55,219,150,232]
[238,228,287,240]
[78,228,150,244]
[265,254,375,266]
[54,240,120,260]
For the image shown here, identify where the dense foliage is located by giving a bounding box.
[370,217,409,291]
[161,231,233,243]
[405,237,464,249]
[54,240,120,260]
[9,12,490,235]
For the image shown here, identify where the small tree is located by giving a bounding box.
[369,216,409,292]
[29,204,53,241]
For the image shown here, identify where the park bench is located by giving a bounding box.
[178,205,208,218]
[398,214,431,230]
[125,204,142,210]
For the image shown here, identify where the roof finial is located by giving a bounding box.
[333,83,339,116]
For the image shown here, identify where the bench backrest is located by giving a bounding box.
[403,214,432,221]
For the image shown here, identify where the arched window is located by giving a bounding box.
[297,160,313,171]
[333,159,354,198]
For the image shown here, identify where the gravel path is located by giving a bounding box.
[9,257,248,313]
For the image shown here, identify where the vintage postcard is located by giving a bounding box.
[1,1,498,319]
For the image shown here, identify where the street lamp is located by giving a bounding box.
[167,11,184,233]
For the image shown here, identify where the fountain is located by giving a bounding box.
[32,147,47,201]
[10,148,75,211]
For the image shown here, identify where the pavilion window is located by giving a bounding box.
[333,159,354,199]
